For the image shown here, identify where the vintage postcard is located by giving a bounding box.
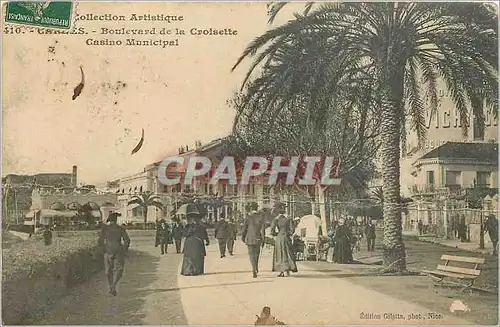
[2,1,498,326]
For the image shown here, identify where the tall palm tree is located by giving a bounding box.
[232,2,498,272]
[128,192,164,228]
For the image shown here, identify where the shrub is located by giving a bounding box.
[2,232,103,324]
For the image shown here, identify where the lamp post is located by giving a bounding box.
[479,211,485,249]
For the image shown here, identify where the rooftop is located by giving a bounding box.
[415,142,498,165]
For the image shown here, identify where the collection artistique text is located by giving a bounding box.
[76,13,184,23]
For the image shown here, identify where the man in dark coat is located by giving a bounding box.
[365,220,376,252]
[484,214,498,256]
[98,212,130,296]
[242,210,266,278]
[227,218,238,255]
[43,226,53,246]
[172,219,184,254]
[417,220,423,236]
[155,220,173,254]
[215,216,230,258]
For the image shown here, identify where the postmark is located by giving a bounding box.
[4,1,78,30]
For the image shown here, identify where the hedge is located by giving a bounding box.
[2,232,103,325]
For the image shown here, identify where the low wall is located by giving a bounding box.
[2,234,103,325]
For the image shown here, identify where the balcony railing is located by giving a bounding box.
[410,184,498,197]
[409,184,465,196]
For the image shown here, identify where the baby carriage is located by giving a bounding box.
[292,234,305,261]
[351,232,363,252]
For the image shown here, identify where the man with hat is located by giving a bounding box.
[241,210,266,278]
[484,214,498,256]
[215,214,230,258]
[98,212,130,296]
[155,219,173,255]
[227,218,238,256]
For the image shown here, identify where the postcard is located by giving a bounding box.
[2,1,498,326]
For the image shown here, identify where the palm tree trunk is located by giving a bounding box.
[380,64,407,273]
[143,206,148,229]
[316,184,328,234]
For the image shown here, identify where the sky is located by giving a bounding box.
[2,2,304,185]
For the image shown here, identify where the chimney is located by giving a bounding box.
[72,165,77,187]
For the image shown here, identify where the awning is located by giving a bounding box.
[39,209,78,218]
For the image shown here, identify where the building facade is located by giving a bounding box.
[2,166,78,224]
[107,138,282,224]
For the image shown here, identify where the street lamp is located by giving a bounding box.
[479,211,485,249]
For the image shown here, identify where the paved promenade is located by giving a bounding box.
[179,240,474,325]
[25,234,488,325]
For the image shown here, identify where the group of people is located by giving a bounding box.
[96,205,383,296]
[324,218,377,264]
[214,215,238,257]
[154,219,184,254]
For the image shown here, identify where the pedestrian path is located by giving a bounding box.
[178,241,475,325]
[403,231,495,255]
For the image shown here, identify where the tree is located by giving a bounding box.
[227,71,380,233]
[232,2,498,272]
[127,192,164,228]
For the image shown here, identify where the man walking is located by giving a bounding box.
[241,211,266,278]
[155,219,173,255]
[172,219,184,254]
[227,218,237,255]
[98,212,130,296]
[365,220,376,252]
[215,216,230,258]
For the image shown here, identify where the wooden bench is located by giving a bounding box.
[422,254,485,293]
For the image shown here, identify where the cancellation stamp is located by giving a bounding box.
[4,1,76,30]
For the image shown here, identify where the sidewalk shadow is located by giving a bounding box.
[136,279,274,295]
[203,270,255,276]
[23,250,162,325]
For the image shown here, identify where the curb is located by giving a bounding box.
[417,238,495,256]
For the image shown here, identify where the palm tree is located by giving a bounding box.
[232,2,498,272]
[370,187,385,204]
[127,192,164,228]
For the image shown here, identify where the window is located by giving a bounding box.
[445,171,461,186]
[204,184,209,194]
[426,171,435,185]
[132,206,143,216]
[233,185,238,195]
[163,185,169,193]
[477,172,491,187]
[222,184,227,195]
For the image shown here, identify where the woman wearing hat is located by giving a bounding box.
[180,204,210,276]
[270,203,298,277]
[331,218,353,263]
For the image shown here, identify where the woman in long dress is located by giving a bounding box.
[332,218,353,264]
[271,204,298,277]
[180,205,209,276]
